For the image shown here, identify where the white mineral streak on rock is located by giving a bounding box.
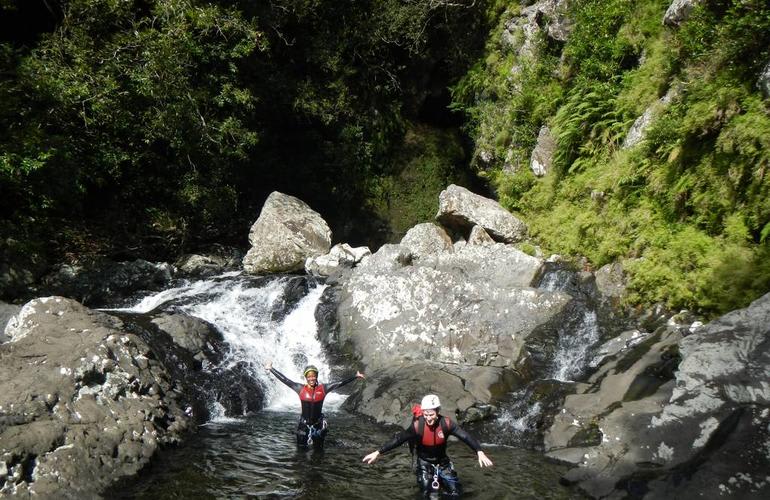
[693,417,719,448]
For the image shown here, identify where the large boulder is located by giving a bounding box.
[242,192,332,274]
[174,245,243,278]
[337,242,553,370]
[544,292,770,499]
[334,237,572,424]
[341,362,516,425]
[0,297,264,497]
[436,184,528,243]
[0,298,195,497]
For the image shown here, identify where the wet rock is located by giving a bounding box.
[150,313,222,362]
[544,292,770,499]
[588,329,651,368]
[341,362,519,426]
[242,191,332,274]
[436,184,528,243]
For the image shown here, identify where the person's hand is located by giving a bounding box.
[356,370,365,379]
[362,450,380,464]
[265,360,272,372]
[477,450,493,467]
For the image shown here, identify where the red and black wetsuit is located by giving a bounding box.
[377,415,482,497]
[270,367,357,447]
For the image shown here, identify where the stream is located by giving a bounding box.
[106,411,581,499]
[103,270,595,499]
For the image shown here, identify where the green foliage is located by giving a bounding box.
[552,81,632,176]
[451,0,770,315]
[1,0,493,261]
[1,0,264,253]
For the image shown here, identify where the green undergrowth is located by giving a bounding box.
[452,0,770,316]
[369,123,474,241]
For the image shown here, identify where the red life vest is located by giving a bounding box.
[299,383,326,402]
[414,416,451,447]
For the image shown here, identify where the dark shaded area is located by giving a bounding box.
[615,406,770,499]
[0,1,494,298]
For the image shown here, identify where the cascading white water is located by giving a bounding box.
[112,272,344,416]
[550,309,599,382]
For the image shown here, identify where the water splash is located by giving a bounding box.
[112,273,343,411]
[550,309,599,382]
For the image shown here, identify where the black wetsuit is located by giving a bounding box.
[270,368,357,448]
[377,415,482,497]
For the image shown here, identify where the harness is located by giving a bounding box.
[305,417,328,446]
[426,461,458,490]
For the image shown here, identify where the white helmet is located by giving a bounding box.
[421,394,441,410]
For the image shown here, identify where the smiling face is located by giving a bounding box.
[305,371,318,387]
[422,408,438,426]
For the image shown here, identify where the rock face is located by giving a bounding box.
[436,184,528,243]
[0,297,262,497]
[0,298,195,497]
[242,192,332,274]
[544,292,770,499]
[530,125,556,177]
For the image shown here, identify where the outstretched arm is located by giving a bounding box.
[325,370,365,393]
[362,424,416,464]
[264,361,303,393]
[449,421,493,467]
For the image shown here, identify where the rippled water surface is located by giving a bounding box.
[109,411,584,500]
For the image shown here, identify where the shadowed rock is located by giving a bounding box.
[436,184,528,243]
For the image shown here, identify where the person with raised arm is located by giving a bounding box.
[362,394,493,497]
[265,360,364,449]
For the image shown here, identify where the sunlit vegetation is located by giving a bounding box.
[450,0,770,315]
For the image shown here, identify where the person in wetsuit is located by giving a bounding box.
[266,361,364,448]
[362,394,493,497]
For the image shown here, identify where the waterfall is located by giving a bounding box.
[536,265,601,382]
[497,264,602,444]
[111,272,344,415]
[549,309,599,382]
